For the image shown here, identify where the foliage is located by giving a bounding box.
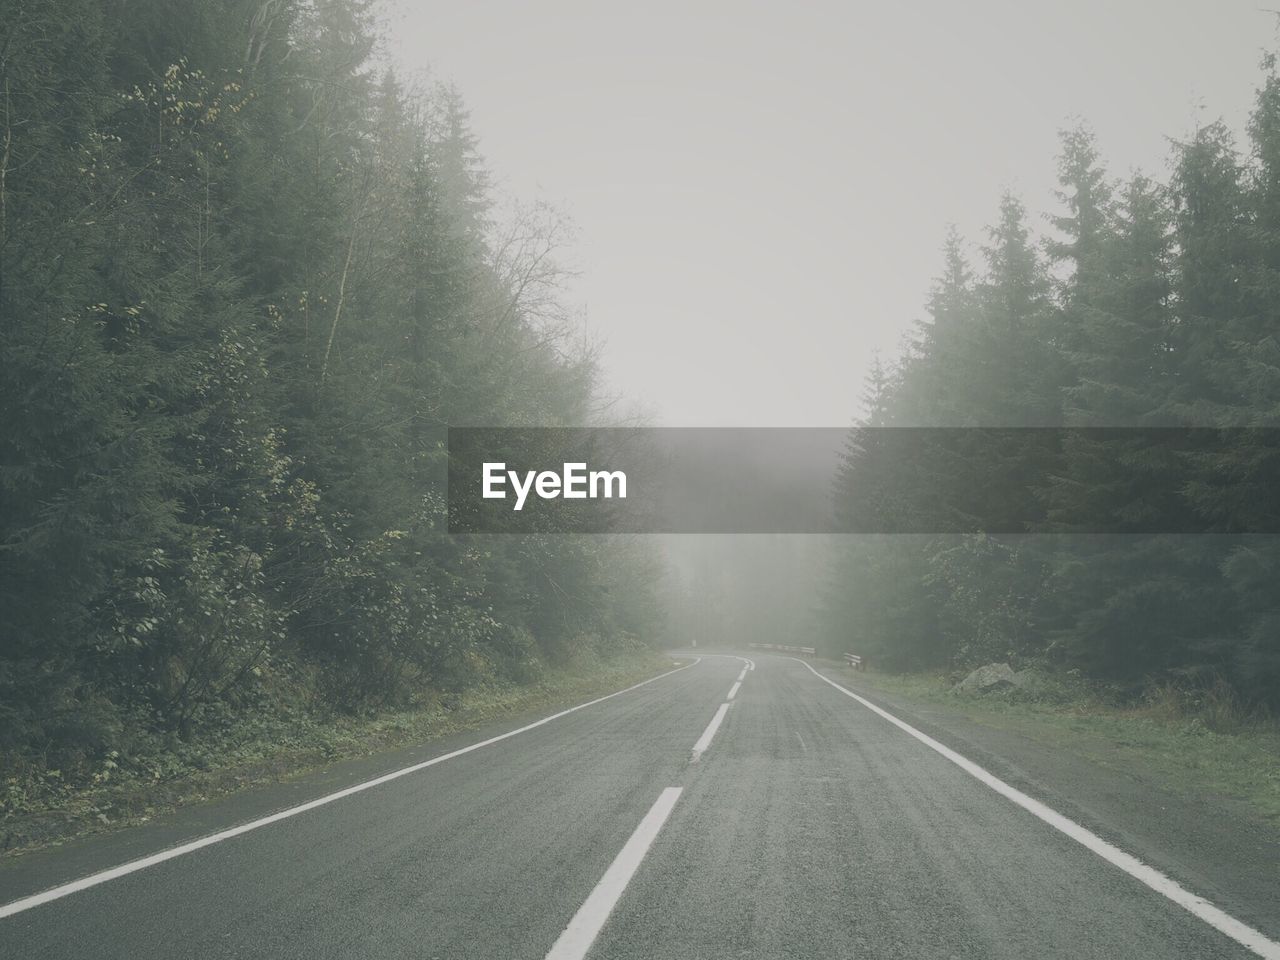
[0,0,661,783]
[823,72,1280,706]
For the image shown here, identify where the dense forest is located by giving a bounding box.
[7,0,1280,800]
[0,0,662,775]
[822,56,1280,706]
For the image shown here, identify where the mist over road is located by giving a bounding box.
[1,656,1274,960]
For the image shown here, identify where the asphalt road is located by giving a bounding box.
[1,654,1276,959]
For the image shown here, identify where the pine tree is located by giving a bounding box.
[1048,124,1114,308]
[0,0,665,765]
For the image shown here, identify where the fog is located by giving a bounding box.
[384,1,1279,656]
[388,0,1267,427]
[6,6,1280,951]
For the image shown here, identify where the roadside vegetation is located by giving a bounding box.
[0,0,664,840]
[2,644,669,855]
[821,51,1280,716]
[853,667,1280,823]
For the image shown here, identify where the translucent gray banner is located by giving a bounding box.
[446,427,1280,534]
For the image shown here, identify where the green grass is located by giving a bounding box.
[848,669,1280,823]
[1,649,676,857]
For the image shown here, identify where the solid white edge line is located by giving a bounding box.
[0,660,701,921]
[726,681,742,701]
[736,667,747,682]
[689,702,730,762]
[792,658,1280,960]
[543,786,683,960]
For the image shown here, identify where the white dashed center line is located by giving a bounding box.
[544,787,683,960]
[690,702,730,763]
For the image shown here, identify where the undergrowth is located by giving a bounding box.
[1,645,670,856]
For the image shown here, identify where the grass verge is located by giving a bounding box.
[1,649,675,858]
[848,669,1280,823]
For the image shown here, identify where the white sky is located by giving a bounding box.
[386,0,1271,426]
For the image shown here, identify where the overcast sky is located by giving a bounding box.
[387,1,1271,426]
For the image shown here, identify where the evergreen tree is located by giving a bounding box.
[0,0,664,766]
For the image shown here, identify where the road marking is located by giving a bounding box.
[544,787,682,960]
[690,702,730,763]
[794,659,1280,960]
[695,654,752,672]
[736,667,747,682]
[0,662,699,921]
[727,680,742,700]
[795,731,807,754]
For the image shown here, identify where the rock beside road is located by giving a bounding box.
[954,662,1032,695]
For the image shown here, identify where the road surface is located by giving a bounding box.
[1,655,1276,959]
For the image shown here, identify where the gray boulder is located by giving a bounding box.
[954,662,1021,695]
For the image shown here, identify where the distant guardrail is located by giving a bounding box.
[748,643,816,655]
[843,652,865,671]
